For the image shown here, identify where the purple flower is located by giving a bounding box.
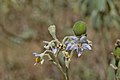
[43,41,58,54]
[65,35,92,57]
[50,46,58,54]
[33,52,45,65]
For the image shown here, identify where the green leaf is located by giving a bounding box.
[96,0,106,11]
[91,10,101,30]
[107,66,115,80]
[48,25,57,39]
[65,58,70,68]
[73,21,87,36]
[58,51,66,72]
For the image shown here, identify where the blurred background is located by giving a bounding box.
[0,0,120,80]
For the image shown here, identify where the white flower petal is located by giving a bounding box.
[78,49,83,57]
[78,53,82,57]
[75,46,79,53]
[40,59,44,64]
[44,45,50,49]
[43,41,49,44]
[34,62,37,65]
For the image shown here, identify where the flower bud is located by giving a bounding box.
[73,21,87,36]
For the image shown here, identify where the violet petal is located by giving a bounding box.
[82,43,92,50]
[80,36,87,43]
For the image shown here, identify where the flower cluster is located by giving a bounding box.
[33,24,92,66]
[64,35,92,57]
[32,21,92,80]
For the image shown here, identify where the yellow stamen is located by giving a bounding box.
[87,40,92,46]
[57,43,66,50]
[77,43,82,48]
[35,57,41,63]
[65,52,70,58]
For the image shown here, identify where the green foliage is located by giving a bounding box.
[113,47,120,57]
[107,62,115,80]
[110,39,120,80]
[48,25,57,40]
[73,21,87,36]
[80,0,120,30]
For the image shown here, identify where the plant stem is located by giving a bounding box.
[53,57,70,80]
[64,67,69,80]
[53,62,66,79]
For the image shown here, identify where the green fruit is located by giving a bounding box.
[113,46,120,57]
[73,21,87,36]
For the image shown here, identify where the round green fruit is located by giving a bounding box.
[73,21,87,36]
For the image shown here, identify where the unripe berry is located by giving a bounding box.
[73,21,87,36]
